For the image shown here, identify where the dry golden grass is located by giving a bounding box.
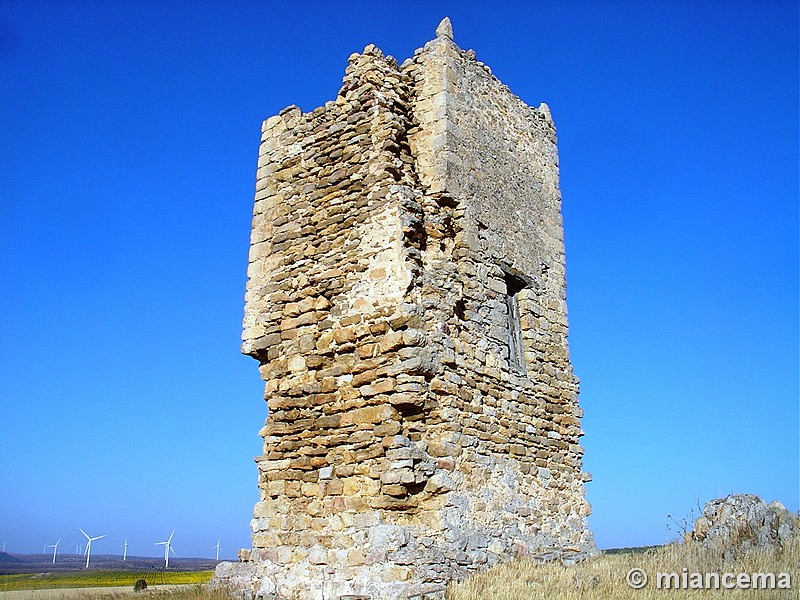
[447,537,799,599]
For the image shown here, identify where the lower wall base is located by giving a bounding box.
[211,541,594,600]
[213,452,595,599]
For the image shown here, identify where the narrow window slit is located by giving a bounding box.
[504,272,526,372]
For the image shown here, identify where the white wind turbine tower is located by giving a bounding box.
[46,539,61,564]
[212,539,221,561]
[122,538,128,561]
[155,530,175,568]
[79,528,106,568]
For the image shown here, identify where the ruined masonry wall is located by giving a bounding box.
[227,26,594,600]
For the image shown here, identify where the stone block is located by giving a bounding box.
[359,378,396,397]
[340,405,397,426]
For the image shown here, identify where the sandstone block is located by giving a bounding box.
[359,378,396,397]
[340,404,396,426]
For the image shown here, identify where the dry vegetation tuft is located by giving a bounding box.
[447,536,799,600]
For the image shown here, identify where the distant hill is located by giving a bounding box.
[0,553,221,574]
[0,552,23,564]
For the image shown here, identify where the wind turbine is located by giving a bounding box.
[46,539,61,564]
[155,530,175,568]
[212,539,221,561]
[122,538,128,561]
[79,528,106,568]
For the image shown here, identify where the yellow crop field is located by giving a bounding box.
[0,570,213,592]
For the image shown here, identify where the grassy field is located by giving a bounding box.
[448,536,799,600]
[1,538,796,599]
[0,570,213,592]
[0,587,230,600]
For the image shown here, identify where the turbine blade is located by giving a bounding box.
[168,530,174,542]
[79,528,90,540]
[170,546,176,555]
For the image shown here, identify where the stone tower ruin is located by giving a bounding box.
[219,18,594,600]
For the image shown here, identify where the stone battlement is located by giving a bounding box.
[217,18,595,600]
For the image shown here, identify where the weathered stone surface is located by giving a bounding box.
[216,18,595,600]
[690,494,799,557]
[210,560,257,596]
[435,17,453,40]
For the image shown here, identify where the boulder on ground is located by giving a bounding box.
[690,494,799,555]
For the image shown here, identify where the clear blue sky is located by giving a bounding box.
[1,1,797,558]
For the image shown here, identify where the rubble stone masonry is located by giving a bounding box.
[215,19,595,600]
